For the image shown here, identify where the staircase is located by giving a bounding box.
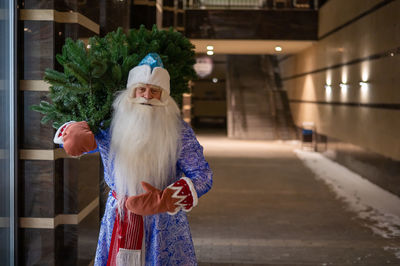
[227,55,297,140]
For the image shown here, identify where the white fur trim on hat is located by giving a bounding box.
[126,65,170,94]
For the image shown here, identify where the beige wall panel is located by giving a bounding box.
[284,72,326,101]
[318,0,382,37]
[283,55,400,104]
[290,103,400,160]
[279,55,298,79]
[280,0,400,78]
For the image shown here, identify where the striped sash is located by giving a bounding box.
[107,191,144,266]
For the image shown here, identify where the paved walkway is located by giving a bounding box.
[188,135,400,265]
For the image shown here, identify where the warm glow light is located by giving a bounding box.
[359,81,368,92]
[207,50,214,55]
[212,78,218,83]
[325,85,332,94]
[326,72,332,86]
[340,83,348,94]
[206,45,214,50]
[325,84,332,101]
[87,44,91,49]
[341,68,348,84]
[359,81,369,102]
[361,62,370,82]
[275,46,282,52]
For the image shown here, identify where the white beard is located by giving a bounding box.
[110,89,182,205]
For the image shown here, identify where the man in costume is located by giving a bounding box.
[54,53,213,265]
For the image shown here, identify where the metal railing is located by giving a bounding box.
[187,0,318,9]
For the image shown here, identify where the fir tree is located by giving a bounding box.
[31,25,197,134]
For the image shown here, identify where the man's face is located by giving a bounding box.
[135,84,162,100]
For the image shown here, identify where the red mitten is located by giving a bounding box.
[125,182,180,216]
[125,178,198,216]
[62,121,97,157]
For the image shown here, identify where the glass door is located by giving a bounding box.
[0,0,16,265]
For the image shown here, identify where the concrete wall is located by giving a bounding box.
[280,0,400,160]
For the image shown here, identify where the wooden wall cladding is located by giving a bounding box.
[18,21,55,80]
[19,160,63,218]
[100,0,131,35]
[19,21,98,81]
[63,155,100,213]
[19,228,59,265]
[18,3,102,265]
[21,0,99,23]
[20,91,55,149]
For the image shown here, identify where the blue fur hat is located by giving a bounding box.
[138,53,165,70]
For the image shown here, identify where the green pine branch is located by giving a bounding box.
[31,25,197,134]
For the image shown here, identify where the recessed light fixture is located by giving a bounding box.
[275,46,282,52]
[207,50,214,56]
[207,45,214,50]
[212,78,218,83]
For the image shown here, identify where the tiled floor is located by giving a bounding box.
[188,135,400,265]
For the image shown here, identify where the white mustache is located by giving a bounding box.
[128,97,166,106]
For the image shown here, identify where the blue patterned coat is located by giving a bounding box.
[94,121,213,266]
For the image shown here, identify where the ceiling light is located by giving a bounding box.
[206,45,214,50]
[212,78,218,83]
[207,50,214,56]
[275,46,282,52]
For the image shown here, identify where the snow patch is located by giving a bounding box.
[384,246,400,259]
[294,149,400,241]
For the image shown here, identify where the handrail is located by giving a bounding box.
[186,0,318,10]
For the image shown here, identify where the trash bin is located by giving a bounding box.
[301,122,316,150]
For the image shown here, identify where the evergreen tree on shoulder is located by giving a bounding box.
[31,25,197,134]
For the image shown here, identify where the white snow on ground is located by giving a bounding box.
[294,149,400,258]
